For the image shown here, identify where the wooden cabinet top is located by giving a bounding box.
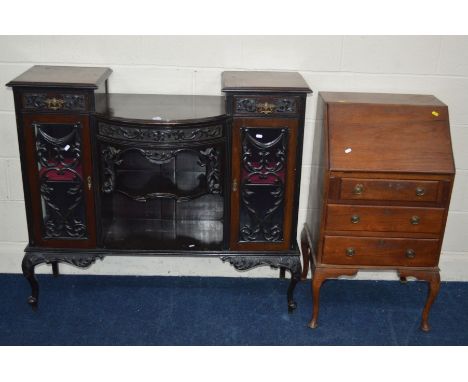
[6,65,112,89]
[222,71,312,93]
[322,92,455,175]
[95,93,226,125]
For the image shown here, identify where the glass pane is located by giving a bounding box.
[100,142,224,250]
[239,127,288,242]
[35,123,87,239]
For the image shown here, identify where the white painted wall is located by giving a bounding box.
[0,36,467,280]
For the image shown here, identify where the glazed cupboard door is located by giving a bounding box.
[230,118,298,250]
[22,114,96,248]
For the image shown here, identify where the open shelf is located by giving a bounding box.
[102,218,223,250]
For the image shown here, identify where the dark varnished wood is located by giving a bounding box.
[9,66,312,313]
[7,65,112,89]
[222,71,312,93]
[229,117,299,251]
[22,113,97,248]
[95,93,227,125]
[303,92,455,332]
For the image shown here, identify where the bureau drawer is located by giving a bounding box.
[339,178,441,203]
[322,236,440,267]
[326,204,445,234]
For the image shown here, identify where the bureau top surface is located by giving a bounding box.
[222,71,312,93]
[95,93,227,125]
[323,92,455,174]
[320,91,446,106]
[6,65,112,88]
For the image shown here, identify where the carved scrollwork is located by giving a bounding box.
[23,252,105,269]
[100,143,223,199]
[239,128,287,242]
[23,93,87,111]
[35,123,87,239]
[235,97,297,114]
[221,255,301,273]
[98,123,223,143]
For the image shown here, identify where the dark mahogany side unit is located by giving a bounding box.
[300,92,455,331]
[6,66,312,313]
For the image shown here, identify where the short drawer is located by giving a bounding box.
[339,178,441,203]
[326,204,445,234]
[322,236,440,267]
[20,91,90,112]
[232,96,299,116]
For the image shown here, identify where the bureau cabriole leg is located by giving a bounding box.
[398,269,441,332]
[300,227,311,280]
[308,268,326,329]
[308,267,359,329]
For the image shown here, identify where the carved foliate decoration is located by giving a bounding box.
[23,93,87,111]
[35,123,87,239]
[98,123,223,143]
[221,255,300,272]
[235,97,297,114]
[239,128,288,242]
[100,143,222,201]
[23,252,105,270]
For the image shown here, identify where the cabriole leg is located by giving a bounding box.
[21,253,42,310]
[287,257,301,313]
[421,272,441,332]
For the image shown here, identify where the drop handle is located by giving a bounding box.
[405,249,416,259]
[415,187,426,196]
[87,176,92,191]
[353,183,364,195]
[410,215,420,225]
[345,247,355,257]
[350,214,360,224]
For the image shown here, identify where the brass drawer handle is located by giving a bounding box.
[353,183,364,195]
[405,249,416,259]
[87,176,92,191]
[350,214,360,224]
[410,215,420,225]
[346,247,355,257]
[256,102,276,114]
[45,97,65,110]
[415,187,426,196]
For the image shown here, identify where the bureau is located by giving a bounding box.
[6,66,312,312]
[301,92,455,331]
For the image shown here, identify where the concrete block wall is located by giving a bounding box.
[0,36,467,280]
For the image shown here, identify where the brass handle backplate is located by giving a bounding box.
[256,102,276,115]
[346,247,355,257]
[87,176,92,191]
[410,215,420,225]
[232,179,238,192]
[45,97,65,110]
[350,214,360,224]
[415,187,426,196]
[353,183,364,195]
[405,249,416,259]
